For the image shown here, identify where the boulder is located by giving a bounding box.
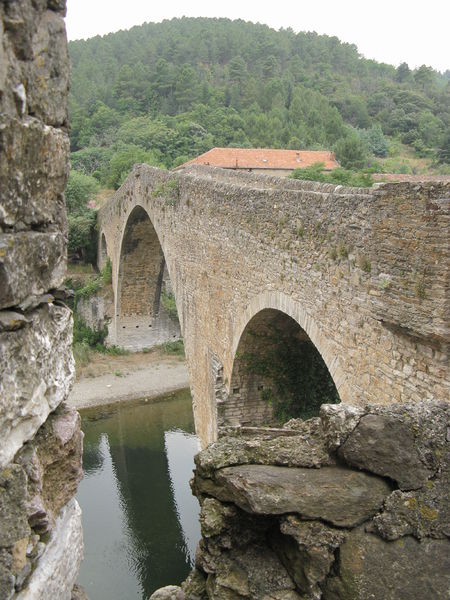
[323,528,450,599]
[320,404,364,451]
[0,231,66,310]
[15,499,83,600]
[372,478,450,540]
[0,464,30,547]
[16,403,83,533]
[195,422,331,479]
[0,303,74,468]
[196,464,391,528]
[271,516,346,597]
[149,586,185,600]
[339,406,446,490]
[181,569,208,600]
[0,115,69,230]
[204,545,298,600]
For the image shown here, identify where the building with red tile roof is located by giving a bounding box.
[175,147,339,176]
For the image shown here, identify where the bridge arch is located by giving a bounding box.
[111,204,181,351]
[219,291,347,427]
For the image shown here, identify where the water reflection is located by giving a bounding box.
[76,389,201,600]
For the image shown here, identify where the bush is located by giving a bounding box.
[334,134,367,170]
[291,163,373,187]
[163,339,185,356]
[161,291,179,322]
[68,210,97,264]
[73,315,108,348]
[66,170,100,214]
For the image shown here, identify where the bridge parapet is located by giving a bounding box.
[98,165,449,445]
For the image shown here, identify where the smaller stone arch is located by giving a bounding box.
[219,292,346,427]
[111,205,181,351]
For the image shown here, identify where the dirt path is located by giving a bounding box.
[68,350,189,410]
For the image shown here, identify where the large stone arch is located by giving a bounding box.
[217,291,348,427]
[110,204,181,351]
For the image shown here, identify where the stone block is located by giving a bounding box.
[149,586,185,600]
[0,549,14,600]
[25,10,69,127]
[0,464,30,547]
[195,422,331,479]
[0,303,74,468]
[271,516,346,597]
[0,231,66,309]
[15,499,83,600]
[339,403,448,490]
[16,404,83,533]
[0,116,69,230]
[196,464,391,528]
[322,528,450,600]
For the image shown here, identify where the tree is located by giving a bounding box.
[107,145,161,189]
[334,134,366,170]
[437,132,450,164]
[65,170,99,214]
[396,62,411,83]
[359,125,388,157]
[414,65,434,91]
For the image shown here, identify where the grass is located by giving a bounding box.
[161,291,179,322]
[162,339,185,357]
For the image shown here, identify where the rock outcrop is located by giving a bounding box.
[153,402,449,599]
[0,1,83,598]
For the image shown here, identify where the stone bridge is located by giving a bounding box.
[98,166,449,446]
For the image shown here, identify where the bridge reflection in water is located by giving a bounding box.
[76,389,200,600]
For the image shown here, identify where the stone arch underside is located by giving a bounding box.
[110,205,181,351]
[217,293,345,428]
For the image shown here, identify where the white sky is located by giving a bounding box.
[65,0,450,73]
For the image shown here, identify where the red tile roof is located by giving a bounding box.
[178,148,339,171]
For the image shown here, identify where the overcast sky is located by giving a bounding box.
[65,0,450,73]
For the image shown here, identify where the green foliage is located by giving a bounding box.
[68,18,448,179]
[163,339,185,357]
[72,314,129,361]
[358,125,388,157]
[161,291,179,322]
[107,144,161,189]
[73,275,101,303]
[68,210,97,263]
[101,258,112,285]
[291,163,373,187]
[334,135,367,170]
[73,314,108,348]
[66,170,100,214]
[239,327,340,422]
[66,170,100,263]
[437,132,450,164]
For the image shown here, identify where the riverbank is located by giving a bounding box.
[68,350,189,410]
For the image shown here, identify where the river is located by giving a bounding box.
[76,389,201,600]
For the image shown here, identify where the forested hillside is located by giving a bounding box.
[68,17,450,189]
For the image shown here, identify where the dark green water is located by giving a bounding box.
[76,389,201,600]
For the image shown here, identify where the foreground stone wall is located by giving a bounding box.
[0,2,83,598]
[98,165,449,445]
[151,401,449,599]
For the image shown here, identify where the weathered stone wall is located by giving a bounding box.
[98,165,449,446]
[0,2,83,598]
[152,401,450,599]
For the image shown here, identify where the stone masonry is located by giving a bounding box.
[151,401,450,599]
[0,2,83,599]
[98,165,450,446]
